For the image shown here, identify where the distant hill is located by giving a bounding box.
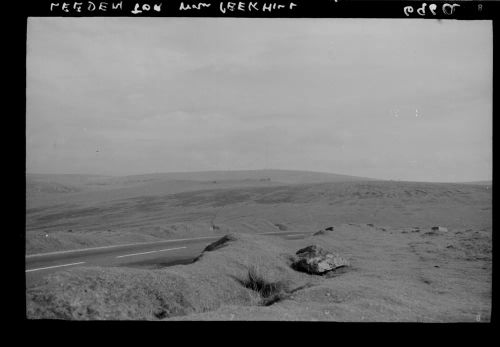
[25,170,376,206]
[28,170,492,196]
[114,169,376,184]
[26,174,112,184]
[26,169,375,192]
[26,174,113,195]
[459,181,492,186]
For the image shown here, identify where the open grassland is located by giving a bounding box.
[26,172,491,321]
[27,224,491,321]
[26,178,491,255]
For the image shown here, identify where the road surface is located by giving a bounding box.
[26,231,310,287]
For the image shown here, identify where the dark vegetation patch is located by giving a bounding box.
[171,190,253,207]
[32,201,131,224]
[34,207,105,223]
[128,196,175,212]
[254,190,297,204]
[151,290,193,319]
[237,267,291,306]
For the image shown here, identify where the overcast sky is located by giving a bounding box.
[26,18,492,182]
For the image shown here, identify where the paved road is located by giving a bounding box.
[26,231,310,287]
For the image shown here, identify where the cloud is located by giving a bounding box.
[26,18,492,181]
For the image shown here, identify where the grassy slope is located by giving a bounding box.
[170,225,491,321]
[27,169,372,187]
[26,180,491,254]
[26,233,310,320]
[26,225,491,321]
[26,169,372,208]
[25,172,492,321]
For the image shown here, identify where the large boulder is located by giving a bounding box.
[292,245,349,275]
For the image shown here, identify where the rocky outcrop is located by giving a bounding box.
[203,234,236,252]
[313,226,334,236]
[292,245,349,275]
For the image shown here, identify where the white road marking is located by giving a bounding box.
[116,247,187,259]
[26,237,218,258]
[26,232,308,258]
[26,262,86,272]
[24,231,310,275]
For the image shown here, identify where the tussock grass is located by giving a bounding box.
[27,233,309,319]
[239,266,291,306]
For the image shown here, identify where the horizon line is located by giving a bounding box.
[25,168,492,185]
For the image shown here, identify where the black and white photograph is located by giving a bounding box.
[25,3,492,321]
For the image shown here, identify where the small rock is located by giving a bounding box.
[292,245,349,275]
[367,224,375,227]
[431,226,448,232]
[274,223,288,231]
[313,226,334,236]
